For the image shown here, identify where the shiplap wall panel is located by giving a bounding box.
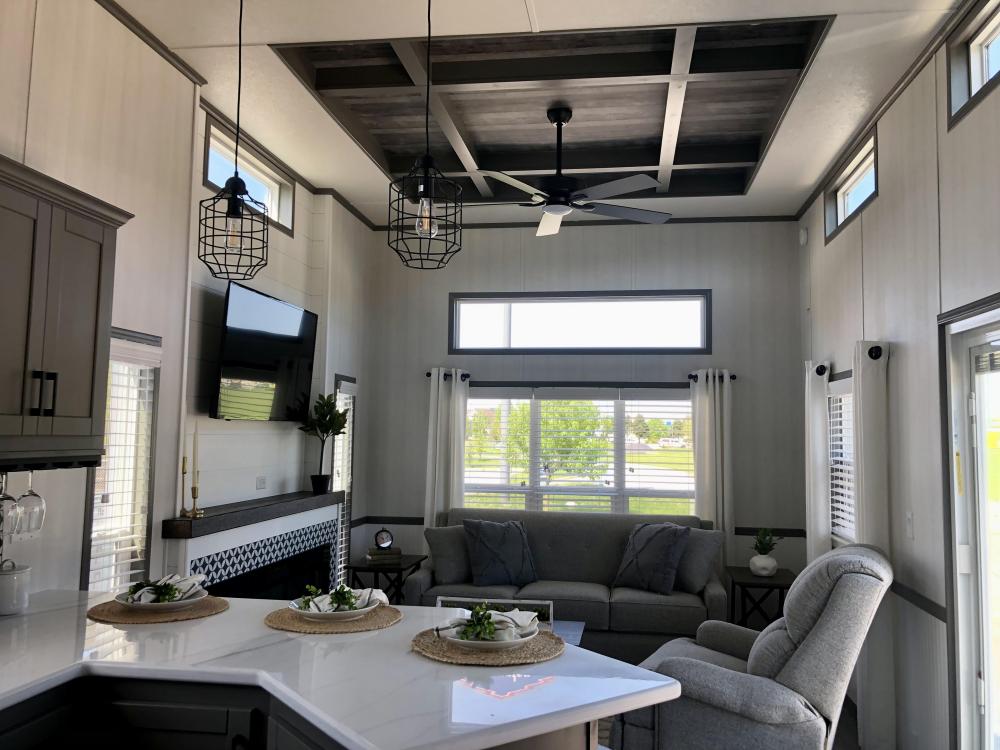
[894,595,950,749]
[364,221,807,569]
[937,48,1000,312]
[860,62,945,605]
[0,0,35,161]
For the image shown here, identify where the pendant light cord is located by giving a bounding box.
[234,0,243,175]
[425,0,431,158]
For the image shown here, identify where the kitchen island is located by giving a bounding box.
[0,591,679,749]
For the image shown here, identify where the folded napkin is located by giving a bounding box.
[302,587,388,612]
[127,573,206,603]
[436,608,539,641]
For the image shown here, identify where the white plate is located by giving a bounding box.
[288,598,381,622]
[443,624,539,651]
[114,588,208,612]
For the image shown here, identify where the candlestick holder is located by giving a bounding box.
[181,485,205,519]
[179,456,190,517]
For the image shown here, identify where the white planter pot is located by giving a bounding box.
[749,554,777,577]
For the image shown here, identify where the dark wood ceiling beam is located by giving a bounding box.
[389,41,493,198]
[657,27,697,192]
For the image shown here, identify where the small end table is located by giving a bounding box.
[348,554,427,605]
[726,566,797,627]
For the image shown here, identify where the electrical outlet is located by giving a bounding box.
[256,475,267,490]
[905,510,914,540]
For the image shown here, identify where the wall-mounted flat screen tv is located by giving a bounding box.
[211,283,318,422]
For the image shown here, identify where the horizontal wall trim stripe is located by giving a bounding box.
[734,527,807,538]
[891,580,948,622]
[829,369,853,382]
[470,380,693,389]
[351,515,425,529]
[111,327,162,347]
[95,0,207,85]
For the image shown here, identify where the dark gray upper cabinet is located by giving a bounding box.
[0,155,131,470]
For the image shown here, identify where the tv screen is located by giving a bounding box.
[211,283,318,422]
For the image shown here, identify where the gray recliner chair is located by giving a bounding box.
[611,545,892,750]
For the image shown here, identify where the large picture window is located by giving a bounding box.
[450,291,711,355]
[464,389,694,514]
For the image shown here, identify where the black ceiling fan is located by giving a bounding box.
[478,106,672,237]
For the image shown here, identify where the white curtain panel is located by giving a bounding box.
[691,368,734,562]
[804,360,831,562]
[851,341,896,750]
[424,368,470,534]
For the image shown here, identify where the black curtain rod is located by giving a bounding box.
[687,373,737,382]
[425,371,471,381]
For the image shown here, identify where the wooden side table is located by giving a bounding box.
[347,554,427,604]
[726,566,797,627]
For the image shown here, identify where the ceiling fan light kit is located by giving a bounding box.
[387,0,463,269]
[198,0,268,280]
[479,106,672,237]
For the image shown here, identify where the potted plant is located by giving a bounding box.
[298,394,349,495]
[749,528,782,577]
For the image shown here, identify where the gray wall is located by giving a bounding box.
[361,221,806,568]
[800,46,1000,748]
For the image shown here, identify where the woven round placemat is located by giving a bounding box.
[87,596,229,625]
[264,604,403,634]
[411,629,565,666]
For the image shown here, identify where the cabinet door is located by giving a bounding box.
[0,184,49,437]
[38,206,114,438]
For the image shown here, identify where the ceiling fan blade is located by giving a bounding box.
[478,170,548,199]
[570,174,658,202]
[579,202,672,224]
[536,211,563,237]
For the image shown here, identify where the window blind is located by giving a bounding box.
[464,390,695,514]
[87,358,157,593]
[828,392,856,541]
[333,384,356,584]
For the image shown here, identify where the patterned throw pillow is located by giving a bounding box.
[463,519,538,587]
[613,522,691,595]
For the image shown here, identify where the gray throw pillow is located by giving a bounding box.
[676,527,724,594]
[463,519,538,587]
[613,522,691,595]
[425,525,471,585]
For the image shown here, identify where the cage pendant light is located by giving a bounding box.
[198,0,268,280]
[387,0,462,269]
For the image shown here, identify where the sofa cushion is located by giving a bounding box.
[424,525,470,585]
[675,527,723,594]
[610,587,707,635]
[464,519,538,586]
[613,523,690,595]
[446,508,706,585]
[419,583,520,607]
[516,580,610,630]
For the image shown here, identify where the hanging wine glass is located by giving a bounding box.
[17,472,45,534]
[0,473,21,546]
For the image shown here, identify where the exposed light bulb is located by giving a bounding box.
[225,215,245,250]
[415,196,439,238]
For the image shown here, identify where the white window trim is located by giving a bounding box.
[835,139,876,226]
[970,9,1000,93]
[464,386,695,514]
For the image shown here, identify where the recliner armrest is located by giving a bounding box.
[696,620,759,662]
[656,656,820,726]
[702,571,727,621]
[403,565,433,606]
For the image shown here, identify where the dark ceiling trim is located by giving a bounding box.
[94,0,207,86]
[199,98,377,231]
[373,215,796,231]
[794,0,978,219]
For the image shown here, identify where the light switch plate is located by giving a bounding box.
[256,475,267,490]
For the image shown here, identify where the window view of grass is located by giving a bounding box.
[464,397,695,514]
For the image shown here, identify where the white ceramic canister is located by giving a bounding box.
[0,562,30,615]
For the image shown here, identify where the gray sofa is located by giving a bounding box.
[611,544,892,750]
[403,508,726,663]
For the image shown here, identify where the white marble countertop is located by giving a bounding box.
[0,591,679,750]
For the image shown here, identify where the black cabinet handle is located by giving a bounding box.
[28,371,44,416]
[42,372,58,417]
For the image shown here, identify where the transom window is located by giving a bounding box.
[464,389,695,515]
[971,9,1000,94]
[835,138,876,226]
[204,117,295,232]
[450,291,711,354]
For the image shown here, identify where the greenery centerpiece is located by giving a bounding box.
[298,394,348,495]
[749,527,782,577]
